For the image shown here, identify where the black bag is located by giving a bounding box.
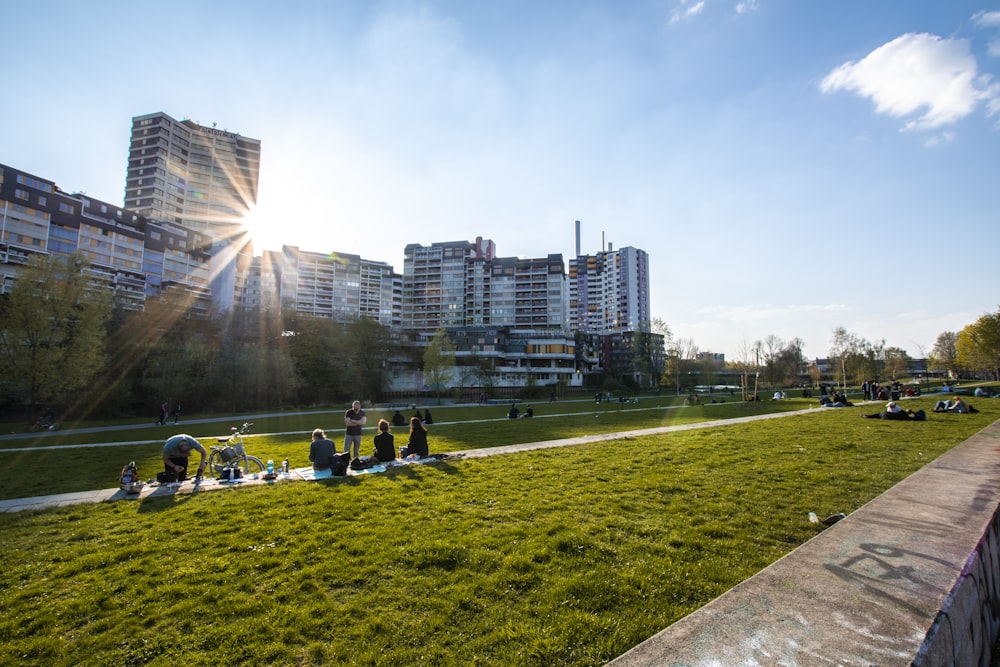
[350,456,376,471]
[331,452,350,476]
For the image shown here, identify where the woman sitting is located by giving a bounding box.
[372,419,396,462]
[400,416,429,459]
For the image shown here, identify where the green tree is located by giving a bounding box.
[423,328,456,402]
[929,331,959,377]
[285,312,351,405]
[957,308,1000,380]
[0,253,111,416]
[883,346,910,381]
[346,317,391,402]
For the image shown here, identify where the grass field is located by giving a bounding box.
[1,392,997,666]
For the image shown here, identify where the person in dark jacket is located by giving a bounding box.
[372,419,396,462]
[400,416,429,458]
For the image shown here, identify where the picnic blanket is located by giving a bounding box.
[295,464,387,481]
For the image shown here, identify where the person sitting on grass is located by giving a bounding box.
[400,416,429,459]
[508,403,519,419]
[372,419,396,463]
[947,396,970,413]
[309,428,337,471]
[935,396,970,413]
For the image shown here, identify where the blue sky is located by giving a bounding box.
[3,1,999,360]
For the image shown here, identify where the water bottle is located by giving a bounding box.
[267,459,274,475]
[282,459,289,473]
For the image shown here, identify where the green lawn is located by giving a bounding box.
[1,394,997,666]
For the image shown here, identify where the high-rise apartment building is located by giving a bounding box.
[257,245,402,326]
[125,112,261,311]
[569,244,650,334]
[402,238,566,333]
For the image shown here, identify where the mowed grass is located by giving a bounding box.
[0,396,997,666]
[0,395,805,501]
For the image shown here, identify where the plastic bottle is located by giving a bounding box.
[267,459,274,475]
[282,459,289,473]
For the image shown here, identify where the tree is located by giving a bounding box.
[883,346,910,381]
[346,317,391,402]
[929,331,959,377]
[957,308,1000,380]
[732,339,760,400]
[423,328,456,402]
[0,253,111,416]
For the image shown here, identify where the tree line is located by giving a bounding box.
[2,254,998,422]
[0,253,397,422]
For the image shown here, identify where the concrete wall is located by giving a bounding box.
[609,419,1000,667]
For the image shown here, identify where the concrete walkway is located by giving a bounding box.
[0,407,810,513]
[608,416,1000,666]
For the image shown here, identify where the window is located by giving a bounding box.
[14,188,29,200]
[58,202,75,214]
[15,174,53,193]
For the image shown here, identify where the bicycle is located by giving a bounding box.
[30,416,59,432]
[208,422,266,479]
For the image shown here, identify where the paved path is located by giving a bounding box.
[0,407,813,513]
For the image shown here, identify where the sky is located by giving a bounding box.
[2,0,999,361]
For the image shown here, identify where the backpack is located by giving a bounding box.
[331,452,351,476]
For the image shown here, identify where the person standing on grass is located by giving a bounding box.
[172,402,182,424]
[372,419,396,462]
[344,400,366,459]
[400,416,429,458]
[162,434,207,479]
[309,428,337,471]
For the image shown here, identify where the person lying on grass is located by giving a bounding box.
[861,402,926,421]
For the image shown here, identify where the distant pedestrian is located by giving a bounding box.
[172,402,182,424]
[156,401,168,426]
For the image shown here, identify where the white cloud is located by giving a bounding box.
[974,11,1000,57]
[973,10,1000,28]
[735,0,759,15]
[923,130,956,147]
[820,33,997,131]
[670,0,706,24]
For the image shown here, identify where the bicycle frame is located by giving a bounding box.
[208,422,265,478]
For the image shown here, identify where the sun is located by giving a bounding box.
[241,204,284,254]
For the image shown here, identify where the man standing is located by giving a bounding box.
[162,434,207,480]
[344,400,366,459]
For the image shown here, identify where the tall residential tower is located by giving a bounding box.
[124,112,261,310]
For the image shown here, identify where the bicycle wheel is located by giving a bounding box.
[237,456,266,477]
[207,450,225,478]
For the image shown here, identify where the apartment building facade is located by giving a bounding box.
[569,245,650,335]
[125,112,261,311]
[0,163,212,311]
